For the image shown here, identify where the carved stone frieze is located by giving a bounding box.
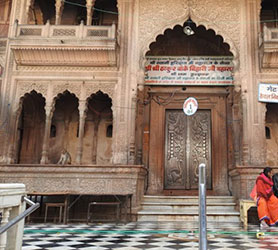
[17,66,118,72]
[139,0,240,62]
[16,80,48,99]
[11,46,117,67]
[0,165,147,208]
[85,82,115,99]
[52,82,82,99]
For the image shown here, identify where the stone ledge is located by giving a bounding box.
[0,165,147,210]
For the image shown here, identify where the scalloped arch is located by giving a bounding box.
[16,83,48,102]
[52,85,81,100]
[141,13,239,71]
[14,90,46,114]
[52,90,79,103]
[86,90,113,115]
[85,89,113,101]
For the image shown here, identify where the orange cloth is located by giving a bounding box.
[257,197,271,224]
[268,194,278,225]
[256,173,274,225]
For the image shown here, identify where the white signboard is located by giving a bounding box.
[145,56,234,85]
[258,83,278,103]
[183,97,198,116]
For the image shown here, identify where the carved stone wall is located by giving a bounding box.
[15,80,116,107]
[0,165,147,210]
[12,79,116,165]
[139,0,240,61]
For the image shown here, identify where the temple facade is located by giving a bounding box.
[0,0,278,213]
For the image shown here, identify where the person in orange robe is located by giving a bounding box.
[256,167,273,228]
[267,173,278,226]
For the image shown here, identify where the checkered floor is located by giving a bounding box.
[23,222,278,249]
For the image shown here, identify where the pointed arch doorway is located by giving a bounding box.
[143,20,234,196]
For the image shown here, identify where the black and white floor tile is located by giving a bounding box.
[23,222,278,249]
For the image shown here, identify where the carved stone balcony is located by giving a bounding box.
[260,24,278,69]
[9,21,117,67]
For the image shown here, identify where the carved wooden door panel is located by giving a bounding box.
[164,109,211,190]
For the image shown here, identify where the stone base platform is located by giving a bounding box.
[0,164,147,211]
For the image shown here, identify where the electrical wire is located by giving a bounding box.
[62,0,118,15]
[61,0,278,23]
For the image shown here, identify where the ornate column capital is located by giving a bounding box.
[86,0,96,25]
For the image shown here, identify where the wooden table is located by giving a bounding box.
[67,193,132,224]
[28,192,132,224]
[28,192,71,224]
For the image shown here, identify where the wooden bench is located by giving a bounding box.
[239,199,256,228]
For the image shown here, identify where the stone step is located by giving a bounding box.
[141,203,237,211]
[143,195,235,203]
[137,213,240,222]
[137,195,240,223]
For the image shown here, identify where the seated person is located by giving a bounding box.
[267,173,278,226]
[57,149,71,165]
[256,167,273,228]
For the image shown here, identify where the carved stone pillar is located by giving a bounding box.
[92,117,100,164]
[113,0,135,164]
[55,0,64,25]
[76,101,87,164]
[40,105,53,164]
[128,94,137,164]
[86,0,96,25]
[0,208,11,250]
[26,0,35,24]
[7,110,20,164]
[243,0,265,166]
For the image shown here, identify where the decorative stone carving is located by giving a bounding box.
[0,165,147,209]
[52,82,81,99]
[17,66,118,72]
[139,0,240,66]
[11,46,117,67]
[85,82,115,100]
[16,81,48,99]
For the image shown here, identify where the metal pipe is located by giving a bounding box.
[199,163,207,250]
[0,196,40,234]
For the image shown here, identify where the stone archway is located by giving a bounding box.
[83,91,113,164]
[48,91,79,164]
[16,90,46,164]
[140,20,235,195]
[140,14,239,71]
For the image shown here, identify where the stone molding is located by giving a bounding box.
[11,46,117,67]
[17,66,118,72]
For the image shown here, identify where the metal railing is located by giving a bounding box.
[199,163,207,250]
[0,196,40,234]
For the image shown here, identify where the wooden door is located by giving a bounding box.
[145,86,230,196]
[164,109,211,190]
